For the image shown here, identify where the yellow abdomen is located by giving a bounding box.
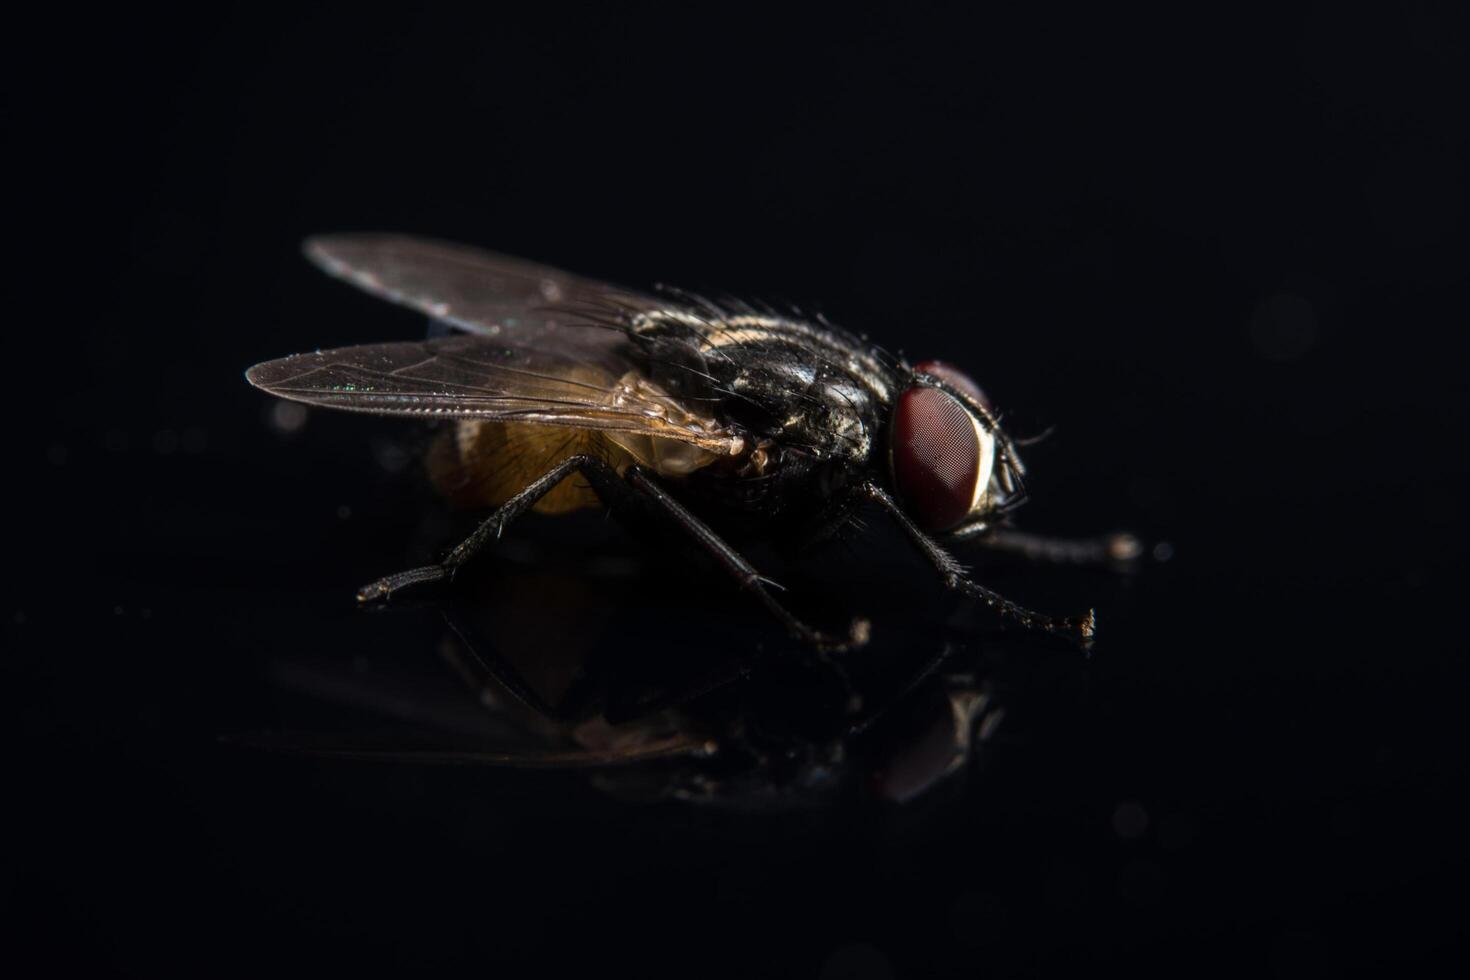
[428,420,633,514]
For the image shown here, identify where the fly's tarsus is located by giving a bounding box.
[356,565,450,603]
[947,575,1097,645]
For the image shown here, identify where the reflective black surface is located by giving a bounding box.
[11,6,1467,977]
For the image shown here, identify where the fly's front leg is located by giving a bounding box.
[862,483,1097,642]
[623,468,868,655]
[972,527,1143,567]
[357,453,617,603]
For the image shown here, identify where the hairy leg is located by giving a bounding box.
[861,483,1096,642]
[357,453,628,602]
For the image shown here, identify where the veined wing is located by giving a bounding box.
[304,233,659,336]
[245,332,746,457]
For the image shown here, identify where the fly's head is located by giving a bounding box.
[888,360,1028,538]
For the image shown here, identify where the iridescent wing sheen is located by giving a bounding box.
[303,233,661,336]
[245,332,745,457]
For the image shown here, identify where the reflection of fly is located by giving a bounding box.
[248,236,1132,650]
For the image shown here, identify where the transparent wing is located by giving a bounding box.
[245,332,745,456]
[304,233,659,336]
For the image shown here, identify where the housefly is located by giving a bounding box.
[247,235,1134,651]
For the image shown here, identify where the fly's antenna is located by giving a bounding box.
[991,434,1030,515]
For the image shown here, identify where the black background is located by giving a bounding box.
[8,4,1467,977]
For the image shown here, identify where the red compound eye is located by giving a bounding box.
[914,360,988,408]
[891,385,984,532]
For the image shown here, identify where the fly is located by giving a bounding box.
[247,235,1135,651]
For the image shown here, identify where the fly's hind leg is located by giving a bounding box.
[360,456,865,655]
[357,453,619,603]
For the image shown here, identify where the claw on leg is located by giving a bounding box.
[1074,608,1097,642]
[356,564,450,604]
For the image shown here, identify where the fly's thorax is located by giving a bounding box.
[628,307,900,502]
[714,348,882,469]
[631,308,893,462]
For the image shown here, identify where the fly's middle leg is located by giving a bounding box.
[622,467,869,656]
